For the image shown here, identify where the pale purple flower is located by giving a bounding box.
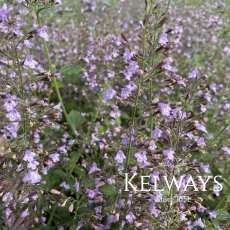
[199,163,211,173]
[195,123,208,133]
[104,87,116,101]
[88,162,101,174]
[200,104,207,113]
[54,0,62,4]
[198,206,207,213]
[150,170,160,182]
[27,160,39,170]
[58,146,67,154]
[49,153,60,162]
[114,150,126,164]
[124,61,139,80]
[37,26,49,41]
[127,81,137,91]
[204,92,211,102]
[23,150,36,162]
[110,110,121,118]
[3,122,19,138]
[148,140,157,151]
[153,191,162,203]
[2,192,13,204]
[5,208,12,220]
[180,213,187,221]
[121,135,130,144]
[178,110,187,119]
[210,83,217,94]
[196,137,206,147]
[126,212,136,224]
[158,103,171,116]
[224,103,230,110]
[152,127,162,139]
[188,70,198,79]
[60,181,70,190]
[0,4,8,21]
[134,150,150,168]
[187,132,195,140]
[95,206,102,214]
[24,55,38,69]
[54,73,61,78]
[123,48,134,63]
[34,131,40,143]
[209,210,217,219]
[121,81,137,98]
[178,79,186,87]
[74,181,80,192]
[53,102,62,112]
[222,146,230,155]
[23,171,42,184]
[112,49,119,58]
[213,184,221,196]
[6,110,21,122]
[158,32,168,45]
[3,96,17,111]
[90,134,100,144]
[121,87,131,98]
[193,218,205,228]
[163,149,174,160]
[86,189,96,199]
[107,176,116,185]
[162,64,177,73]
[148,205,160,217]
[21,210,29,218]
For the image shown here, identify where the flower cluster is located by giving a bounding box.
[0,0,229,229]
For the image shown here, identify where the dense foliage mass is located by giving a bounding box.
[0,0,229,229]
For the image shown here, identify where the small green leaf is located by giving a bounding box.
[44,168,67,190]
[99,184,117,196]
[77,207,92,216]
[84,179,95,188]
[53,207,74,225]
[217,209,230,221]
[68,110,85,129]
[61,64,85,76]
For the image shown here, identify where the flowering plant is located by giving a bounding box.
[0,0,229,229]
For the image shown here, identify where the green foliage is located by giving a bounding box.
[99,184,119,205]
[68,110,85,129]
[61,64,86,76]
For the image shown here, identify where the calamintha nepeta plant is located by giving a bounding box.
[0,0,229,229]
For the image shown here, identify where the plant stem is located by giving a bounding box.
[36,11,76,135]
[47,204,57,226]
[125,11,147,172]
[13,40,27,138]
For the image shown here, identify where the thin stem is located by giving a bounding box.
[36,11,76,135]
[47,204,57,226]
[13,40,27,138]
[125,13,147,172]
[149,80,153,137]
[166,0,171,13]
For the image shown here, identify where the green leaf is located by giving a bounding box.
[53,207,74,225]
[68,110,85,129]
[72,167,85,177]
[99,184,117,196]
[217,209,230,221]
[44,169,67,190]
[107,194,119,206]
[61,64,85,76]
[77,207,92,216]
[84,179,95,188]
